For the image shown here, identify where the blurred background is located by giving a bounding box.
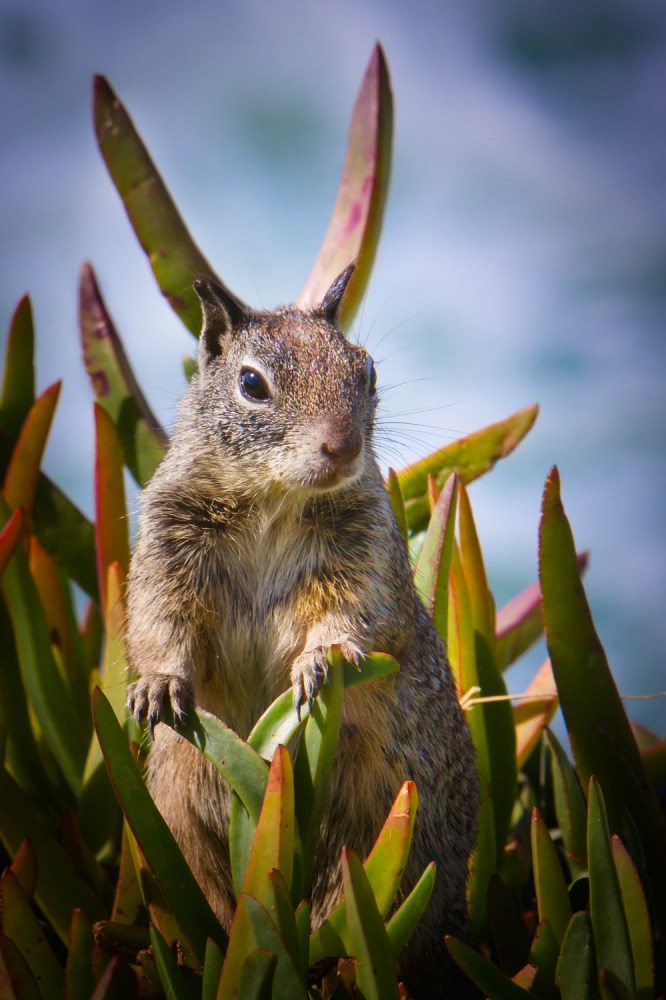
[0,0,665,731]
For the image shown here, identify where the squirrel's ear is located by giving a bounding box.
[318,263,356,324]
[194,276,248,358]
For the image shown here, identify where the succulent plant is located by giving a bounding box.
[0,42,663,1000]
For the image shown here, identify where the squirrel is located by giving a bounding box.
[126,264,479,999]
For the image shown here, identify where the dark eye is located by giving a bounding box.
[368,361,377,395]
[240,367,271,402]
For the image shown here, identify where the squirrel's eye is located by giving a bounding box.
[368,361,377,396]
[240,367,271,402]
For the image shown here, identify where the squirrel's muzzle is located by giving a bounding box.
[320,424,363,467]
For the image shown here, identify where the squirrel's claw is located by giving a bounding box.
[127,674,193,738]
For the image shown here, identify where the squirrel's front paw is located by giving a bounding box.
[291,647,329,719]
[127,674,193,739]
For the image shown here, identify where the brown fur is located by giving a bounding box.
[126,271,479,998]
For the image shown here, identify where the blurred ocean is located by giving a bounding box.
[1,0,665,732]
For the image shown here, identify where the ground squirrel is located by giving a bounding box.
[126,264,479,998]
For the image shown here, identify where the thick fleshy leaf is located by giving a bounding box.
[399,404,539,530]
[0,932,41,1000]
[110,823,143,926]
[242,896,308,999]
[216,894,258,998]
[0,773,105,943]
[1,497,88,795]
[486,873,531,977]
[0,295,35,440]
[385,861,436,959]
[294,901,310,985]
[150,926,190,1000]
[514,660,558,768]
[293,647,344,891]
[414,474,458,640]
[446,935,532,1000]
[539,467,666,920]
[265,870,300,976]
[310,781,418,962]
[529,918,559,1000]
[386,468,408,545]
[587,777,635,1000]
[342,848,400,1000]
[79,263,167,487]
[459,484,494,647]
[544,728,587,880]
[611,836,653,1000]
[0,509,24,578]
[92,687,226,962]
[0,868,65,1000]
[202,938,224,1000]
[29,538,76,684]
[93,75,243,337]
[3,381,61,523]
[531,808,572,947]
[295,44,393,330]
[555,911,592,1000]
[94,405,130,611]
[242,746,295,904]
[10,840,37,900]
[58,810,115,911]
[513,965,538,991]
[65,910,96,1000]
[239,949,277,1000]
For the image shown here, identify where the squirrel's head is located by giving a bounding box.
[191,265,378,494]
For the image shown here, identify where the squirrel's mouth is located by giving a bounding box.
[305,458,363,492]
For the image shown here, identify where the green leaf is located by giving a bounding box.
[265,870,300,977]
[587,777,635,1000]
[93,75,243,338]
[239,949,277,1000]
[243,896,308,999]
[79,263,167,487]
[539,467,666,924]
[110,822,143,926]
[0,933,41,1000]
[386,469,408,545]
[242,746,295,904]
[216,894,259,998]
[294,901,310,986]
[0,295,35,440]
[65,910,96,1000]
[295,44,393,332]
[529,918,560,1000]
[94,404,130,609]
[556,911,592,1000]
[202,938,224,1000]
[310,781,418,963]
[446,935,532,1000]
[1,496,88,796]
[611,837,653,1000]
[182,355,197,383]
[341,848,400,1000]
[399,404,539,531]
[545,728,587,880]
[531,807,572,947]
[459,483,494,647]
[3,381,61,527]
[385,861,436,959]
[293,647,344,892]
[414,474,458,640]
[10,840,37,900]
[514,660,558,769]
[486,873,531,977]
[92,688,226,963]
[150,926,190,1000]
[0,868,65,1000]
[0,772,105,943]
[0,509,24,579]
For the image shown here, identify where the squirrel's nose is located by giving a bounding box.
[321,426,363,466]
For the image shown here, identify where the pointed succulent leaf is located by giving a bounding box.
[242,746,295,905]
[528,918,559,1000]
[385,861,436,959]
[9,840,37,901]
[539,467,666,922]
[599,970,633,1000]
[414,474,458,640]
[265,870,300,976]
[296,44,393,331]
[555,911,592,1000]
[294,901,310,986]
[0,509,24,578]
[0,932,42,1000]
[3,381,61,524]
[110,823,143,926]
[587,777,635,1000]
[92,688,226,963]
[216,894,258,998]
[446,935,533,1000]
[513,966,538,991]
[202,938,224,1000]
[341,848,400,1000]
[531,808,572,947]
[544,728,587,880]
[399,404,539,530]
[0,295,35,440]
[239,949,277,1000]
[386,469,408,545]
[0,868,65,1000]
[150,926,190,1000]
[80,263,167,486]
[486,873,531,977]
[94,404,130,611]
[514,660,558,768]
[93,75,244,337]
[241,896,309,999]
[65,910,96,1000]
[611,836,653,1000]
[1,496,88,795]
[459,484,494,647]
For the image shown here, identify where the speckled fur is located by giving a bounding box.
[126,273,479,998]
